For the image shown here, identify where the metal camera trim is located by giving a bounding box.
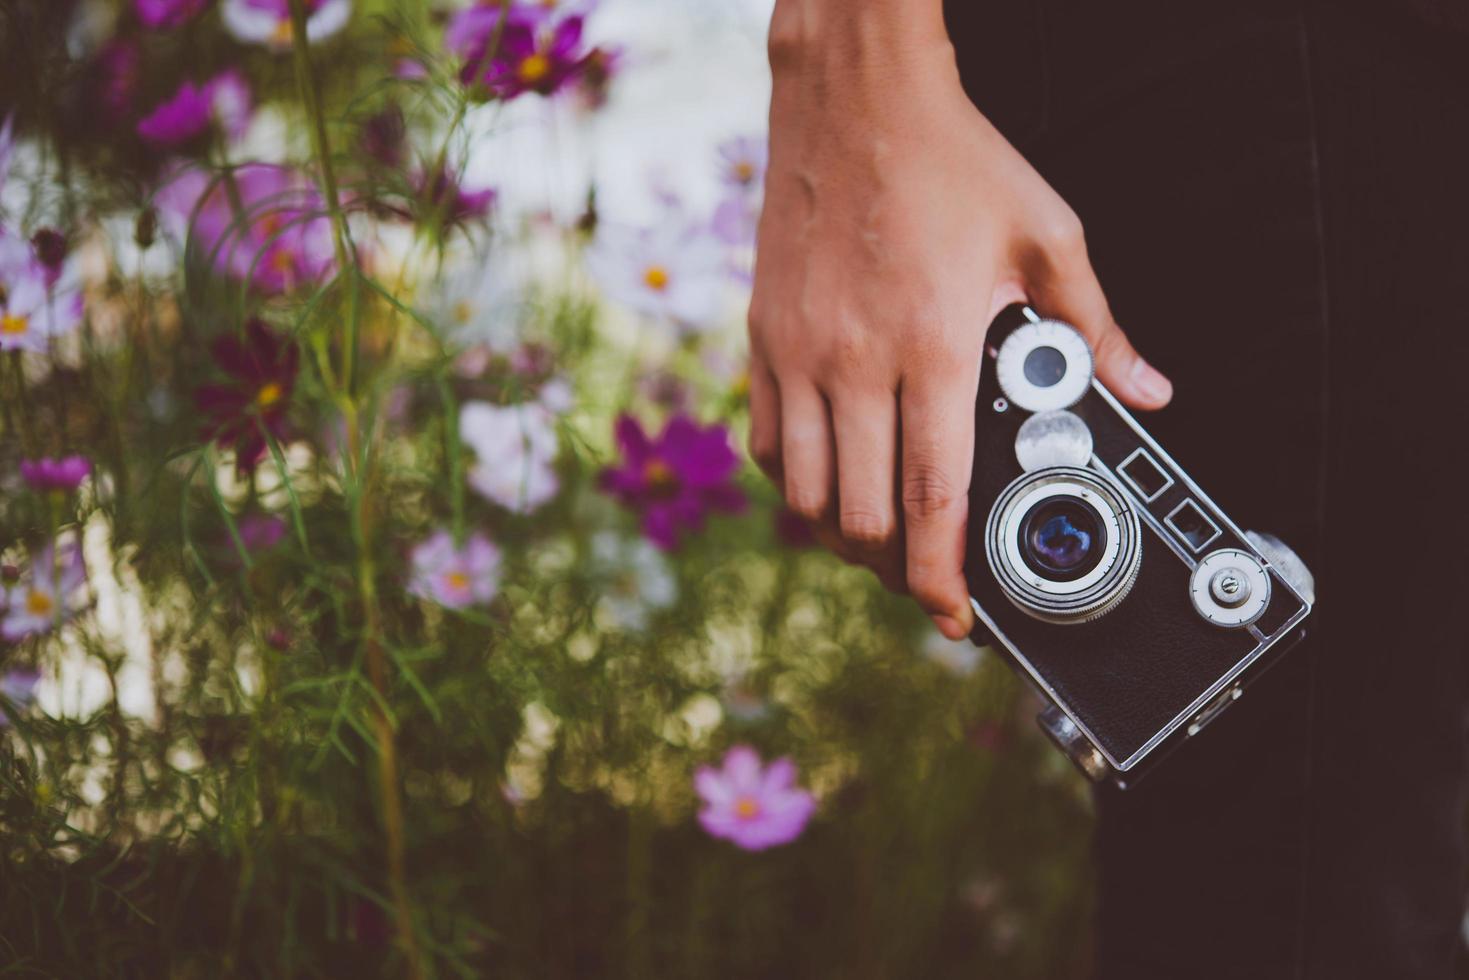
[985,466,1142,624]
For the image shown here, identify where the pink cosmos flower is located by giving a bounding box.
[0,234,84,354]
[448,6,591,99]
[716,135,767,192]
[2,539,87,642]
[136,70,253,147]
[135,0,208,30]
[20,456,92,493]
[599,414,745,551]
[236,513,287,553]
[156,163,335,294]
[584,221,728,332]
[222,0,350,49]
[407,530,502,609]
[694,745,816,852]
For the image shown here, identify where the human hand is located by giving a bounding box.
[748,5,1173,639]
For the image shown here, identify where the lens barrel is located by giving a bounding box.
[985,467,1141,624]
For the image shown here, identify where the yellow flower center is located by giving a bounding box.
[256,382,284,408]
[518,53,551,83]
[452,300,474,324]
[643,459,675,489]
[26,590,53,617]
[271,17,294,47]
[270,249,296,273]
[642,265,670,292]
[734,796,761,821]
[444,571,470,591]
[1,313,29,335]
[730,371,750,399]
[733,161,755,183]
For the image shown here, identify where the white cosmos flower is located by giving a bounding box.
[590,531,677,631]
[585,221,728,332]
[459,400,560,514]
[222,0,350,50]
[429,254,521,350]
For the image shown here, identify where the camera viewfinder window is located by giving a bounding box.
[1118,448,1173,501]
[1165,499,1223,552]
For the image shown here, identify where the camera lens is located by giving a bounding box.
[1021,499,1105,581]
[983,467,1142,625]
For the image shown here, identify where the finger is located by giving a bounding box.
[779,380,835,523]
[830,387,899,553]
[747,355,783,483]
[1028,232,1173,410]
[809,518,907,594]
[899,365,979,640]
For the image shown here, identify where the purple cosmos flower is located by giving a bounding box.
[695,745,816,851]
[136,0,208,30]
[599,414,745,550]
[95,40,141,115]
[20,456,92,493]
[29,229,68,285]
[0,667,41,725]
[222,0,350,49]
[584,221,728,331]
[407,529,502,609]
[194,318,298,473]
[2,539,87,642]
[449,7,590,99]
[0,234,84,354]
[156,163,335,293]
[137,70,253,147]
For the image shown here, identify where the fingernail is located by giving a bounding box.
[1129,358,1173,403]
[931,613,967,640]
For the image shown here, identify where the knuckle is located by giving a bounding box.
[902,460,961,521]
[785,483,829,521]
[1037,207,1087,259]
[839,506,895,547]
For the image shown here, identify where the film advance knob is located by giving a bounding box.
[993,317,1095,413]
[1189,549,1271,628]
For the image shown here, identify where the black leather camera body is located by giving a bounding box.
[964,306,1315,788]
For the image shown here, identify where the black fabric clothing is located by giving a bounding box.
[946,2,1469,978]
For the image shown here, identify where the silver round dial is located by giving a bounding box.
[1188,549,1271,628]
[994,318,1095,412]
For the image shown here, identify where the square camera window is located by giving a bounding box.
[1165,499,1222,553]
[1118,448,1174,502]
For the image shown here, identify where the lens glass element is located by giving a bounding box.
[1022,345,1068,388]
[1020,498,1105,581]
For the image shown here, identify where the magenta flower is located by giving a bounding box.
[137,70,252,147]
[599,414,745,550]
[157,163,335,293]
[2,539,87,642]
[0,667,41,725]
[449,7,591,99]
[95,40,142,116]
[194,318,298,473]
[695,745,816,852]
[136,0,208,30]
[407,530,502,609]
[236,513,287,553]
[20,456,92,493]
[414,164,496,228]
[222,0,350,49]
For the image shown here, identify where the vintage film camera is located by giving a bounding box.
[964,306,1315,788]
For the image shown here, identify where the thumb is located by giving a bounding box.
[1030,244,1173,410]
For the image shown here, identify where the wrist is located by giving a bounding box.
[768,0,955,82]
